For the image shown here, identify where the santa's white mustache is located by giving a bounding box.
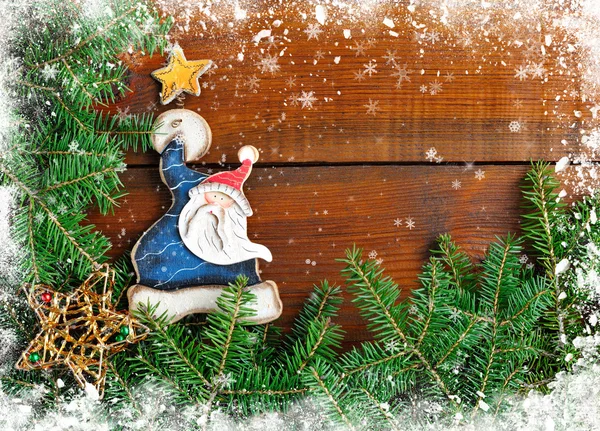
[179,199,272,265]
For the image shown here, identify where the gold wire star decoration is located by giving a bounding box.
[15,265,149,398]
[151,44,212,105]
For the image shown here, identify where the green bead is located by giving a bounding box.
[119,326,130,336]
[29,352,40,363]
[115,334,125,342]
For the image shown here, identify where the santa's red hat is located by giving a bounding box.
[189,145,259,216]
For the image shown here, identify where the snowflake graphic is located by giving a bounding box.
[429,80,443,95]
[353,69,366,81]
[351,41,367,56]
[452,179,462,190]
[391,64,412,86]
[288,93,300,106]
[364,99,380,116]
[214,373,237,389]
[394,218,403,227]
[304,23,323,40]
[314,50,325,61]
[385,339,401,353]
[449,308,462,322]
[41,64,59,81]
[474,169,485,180]
[368,250,378,259]
[298,90,317,109]
[529,62,546,78]
[426,30,440,44]
[508,121,522,133]
[255,53,280,74]
[363,60,378,76]
[444,72,455,82]
[419,84,428,94]
[519,254,529,264]
[116,106,131,124]
[382,49,399,65]
[514,65,528,81]
[34,212,45,224]
[425,147,438,162]
[405,217,415,230]
[285,76,296,88]
[68,141,82,154]
[246,75,261,91]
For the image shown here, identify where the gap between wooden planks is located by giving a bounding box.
[88,164,535,347]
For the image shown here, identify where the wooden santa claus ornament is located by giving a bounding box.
[128,109,282,324]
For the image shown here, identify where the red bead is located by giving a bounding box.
[41,292,53,303]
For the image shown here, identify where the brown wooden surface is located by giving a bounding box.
[89,165,527,345]
[89,2,595,347]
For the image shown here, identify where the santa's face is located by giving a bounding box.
[204,191,235,208]
[179,189,272,265]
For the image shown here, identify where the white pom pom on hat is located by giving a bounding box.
[238,145,259,164]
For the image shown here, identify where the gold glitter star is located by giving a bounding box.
[15,265,149,397]
[151,45,212,105]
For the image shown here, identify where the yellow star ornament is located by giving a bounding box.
[151,45,212,105]
[16,265,149,398]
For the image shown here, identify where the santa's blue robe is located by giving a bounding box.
[132,137,261,290]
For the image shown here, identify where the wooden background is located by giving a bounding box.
[88,1,594,348]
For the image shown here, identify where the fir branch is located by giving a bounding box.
[61,58,99,106]
[217,286,245,377]
[133,355,199,404]
[42,166,118,192]
[341,248,409,343]
[296,318,332,373]
[219,388,309,396]
[306,364,356,430]
[360,387,400,431]
[16,80,56,92]
[434,316,479,368]
[472,239,512,415]
[416,260,440,347]
[341,247,453,398]
[0,163,101,269]
[342,348,412,378]
[500,289,548,326]
[105,359,142,416]
[27,201,41,284]
[29,5,140,70]
[52,93,93,133]
[522,161,566,344]
[24,150,113,158]
[135,306,211,388]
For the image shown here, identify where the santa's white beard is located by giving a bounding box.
[179,198,272,266]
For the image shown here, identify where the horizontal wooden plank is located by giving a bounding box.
[111,3,582,165]
[87,164,538,346]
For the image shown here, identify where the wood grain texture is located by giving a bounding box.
[113,1,582,165]
[91,1,592,348]
[88,165,528,345]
